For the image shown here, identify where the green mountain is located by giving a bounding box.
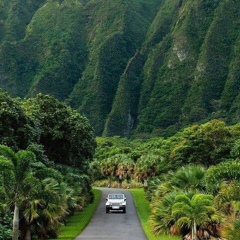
[0,0,239,136]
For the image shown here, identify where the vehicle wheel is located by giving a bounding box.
[106,208,109,213]
[123,208,126,213]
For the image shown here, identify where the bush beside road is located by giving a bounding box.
[53,188,101,240]
[129,188,180,240]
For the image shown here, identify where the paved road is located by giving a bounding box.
[75,188,148,240]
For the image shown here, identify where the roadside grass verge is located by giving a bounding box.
[54,188,101,240]
[129,188,181,240]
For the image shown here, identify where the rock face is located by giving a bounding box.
[0,0,239,136]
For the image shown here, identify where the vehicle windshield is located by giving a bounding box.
[108,194,124,199]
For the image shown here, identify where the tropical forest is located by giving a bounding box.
[0,0,240,240]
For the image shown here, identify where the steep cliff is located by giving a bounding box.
[0,0,239,136]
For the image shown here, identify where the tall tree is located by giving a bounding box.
[0,145,72,240]
[134,154,161,182]
[172,193,220,240]
[149,191,181,236]
[22,93,96,168]
[170,120,233,167]
[0,145,36,240]
[20,177,68,240]
[0,90,35,151]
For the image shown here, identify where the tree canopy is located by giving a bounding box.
[22,93,96,169]
[0,90,34,151]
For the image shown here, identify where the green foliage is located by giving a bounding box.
[148,166,223,239]
[169,120,234,167]
[165,165,206,192]
[130,188,180,240]
[214,180,240,212]
[0,204,12,240]
[94,136,132,162]
[22,93,96,168]
[0,0,240,136]
[147,165,207,206]
[206,160,240,193]
[149,191,181,236]
[93,121,240,238]
[0,90,35,151]
[103,51,144,137]
[135,154,162,182]
[94,120,240,187]
[172,193,219,240]
[181,0,240,127]
[221,218,240,240]
[0,143,96,239]
[52,188,101,240]
[0,91,98,239]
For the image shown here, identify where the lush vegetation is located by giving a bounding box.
[1,86,240,240]
[0,90,96,240]
[52,188,101,240]
[0,1,240,239]
[130,188,180,240]
[93,119,240,240]
[0,0,239,137]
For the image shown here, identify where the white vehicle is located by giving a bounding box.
[106,193,126,213]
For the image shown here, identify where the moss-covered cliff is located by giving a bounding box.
[0,0,239,136]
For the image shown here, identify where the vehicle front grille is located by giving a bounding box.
[111,203,120,206]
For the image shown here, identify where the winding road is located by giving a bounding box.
[75,188,148,240]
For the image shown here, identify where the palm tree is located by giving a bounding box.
[149,165,208,237]
[21,177,68,239]
[153,165,206,201]
[57,164,93,209]
[0,145,36,240]
[169,165,206,192]
[215,180,240,214]
[149,191,181,236]
[116,155,134,187]
[100,156,119,186]
[217,186,240,240]
[0,145,72,239]
[134,154,161,183]
[172,193,220,240]
[221,218,240,240]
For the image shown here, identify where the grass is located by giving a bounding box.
[129,188,181,240]
[53,188,102,240]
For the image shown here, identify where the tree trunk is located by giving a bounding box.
[12,204,19,240]
[192,219,197,240]
[25,229,31,240]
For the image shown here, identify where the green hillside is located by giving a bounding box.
[0,0,239,136]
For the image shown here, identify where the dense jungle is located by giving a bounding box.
[0,0,240,239]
